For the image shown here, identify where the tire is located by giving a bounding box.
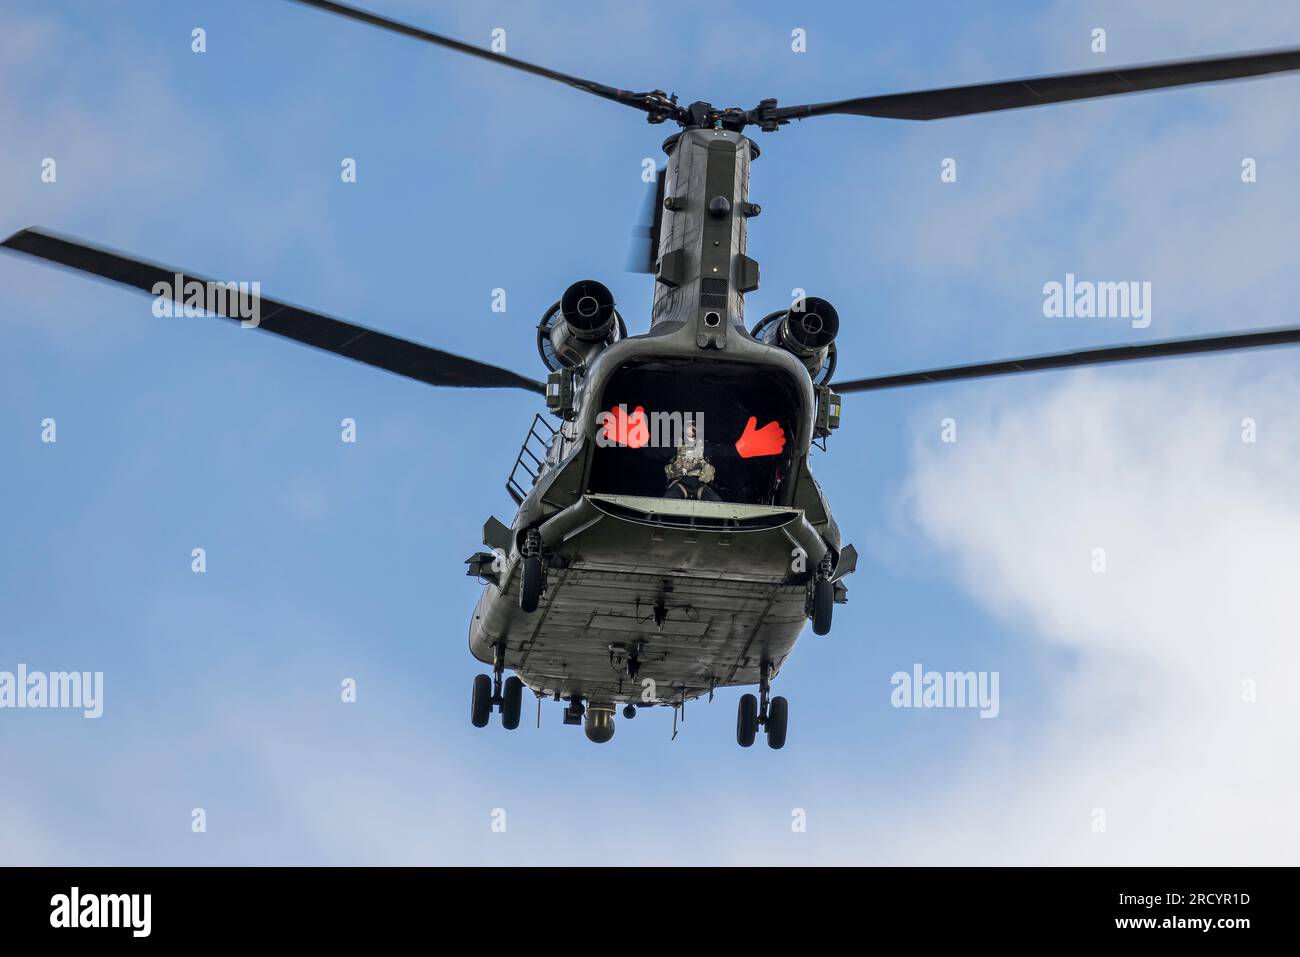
[501,676,524,730]
[520,555,543,613]
[766,696,789,750]
[736,693,758,747]
[812,578,834,636]
[470,674,493,728]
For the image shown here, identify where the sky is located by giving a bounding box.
[2,0,1298,865]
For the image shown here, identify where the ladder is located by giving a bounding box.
[506,414,558,505]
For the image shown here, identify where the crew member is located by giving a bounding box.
[664,422,719,500]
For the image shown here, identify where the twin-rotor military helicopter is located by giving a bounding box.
[7,0,1300,748]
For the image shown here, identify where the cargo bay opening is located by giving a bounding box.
[589,358,801,505]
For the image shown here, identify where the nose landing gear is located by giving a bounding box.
[735,660,788,749]
[470,642,524,730]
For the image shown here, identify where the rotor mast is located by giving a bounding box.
[649,127,762,344]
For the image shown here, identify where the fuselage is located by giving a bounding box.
[466,128,853,723]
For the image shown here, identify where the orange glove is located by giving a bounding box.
[734,416,785,458]
[602,405,649,448]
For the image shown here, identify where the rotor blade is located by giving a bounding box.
[770,47,1300,122]
[2,228,545,394]
[831,326,1300,393]
[286,0,675,120]
[626,167,666,273]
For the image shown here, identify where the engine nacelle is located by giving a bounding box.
[758,297,839,376]
[548,280,618,369]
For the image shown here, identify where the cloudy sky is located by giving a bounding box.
[2,0,1298,865]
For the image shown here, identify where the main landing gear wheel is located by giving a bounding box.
[520,554,543,613]
[472,644,525,731]
[766,695,789,750]
[812,577,834,636]
[736,693,758,747]
[501,676,524,730]
[736,660,790,750]
[470,673,492,728]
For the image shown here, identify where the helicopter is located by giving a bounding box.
[7,0,1300,749]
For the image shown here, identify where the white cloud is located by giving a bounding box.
[886,361,1300,863]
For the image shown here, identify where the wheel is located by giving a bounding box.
[766,696,789,750]
[736,693,758,747]
[622,704,636,719]
[812,577,834,635]
[501,676,524,730]
[519,555,543,613]
[470,674,492,728]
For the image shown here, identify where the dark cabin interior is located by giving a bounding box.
[588,358,801,505]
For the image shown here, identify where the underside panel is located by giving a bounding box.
[469,495,815,704]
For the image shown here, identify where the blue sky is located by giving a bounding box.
[3,0,1299,864]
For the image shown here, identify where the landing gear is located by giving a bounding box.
[812,556,834,636]
[622,704,637,719]
[736,693,758,747]
[812,579,833,635]
[736,661,789,750]
[501,676,524,730]
[471,673,492,728]
[470,643,525,730]
[766,695,788,750]
[520,555,543,613]
[519,529,544,613]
